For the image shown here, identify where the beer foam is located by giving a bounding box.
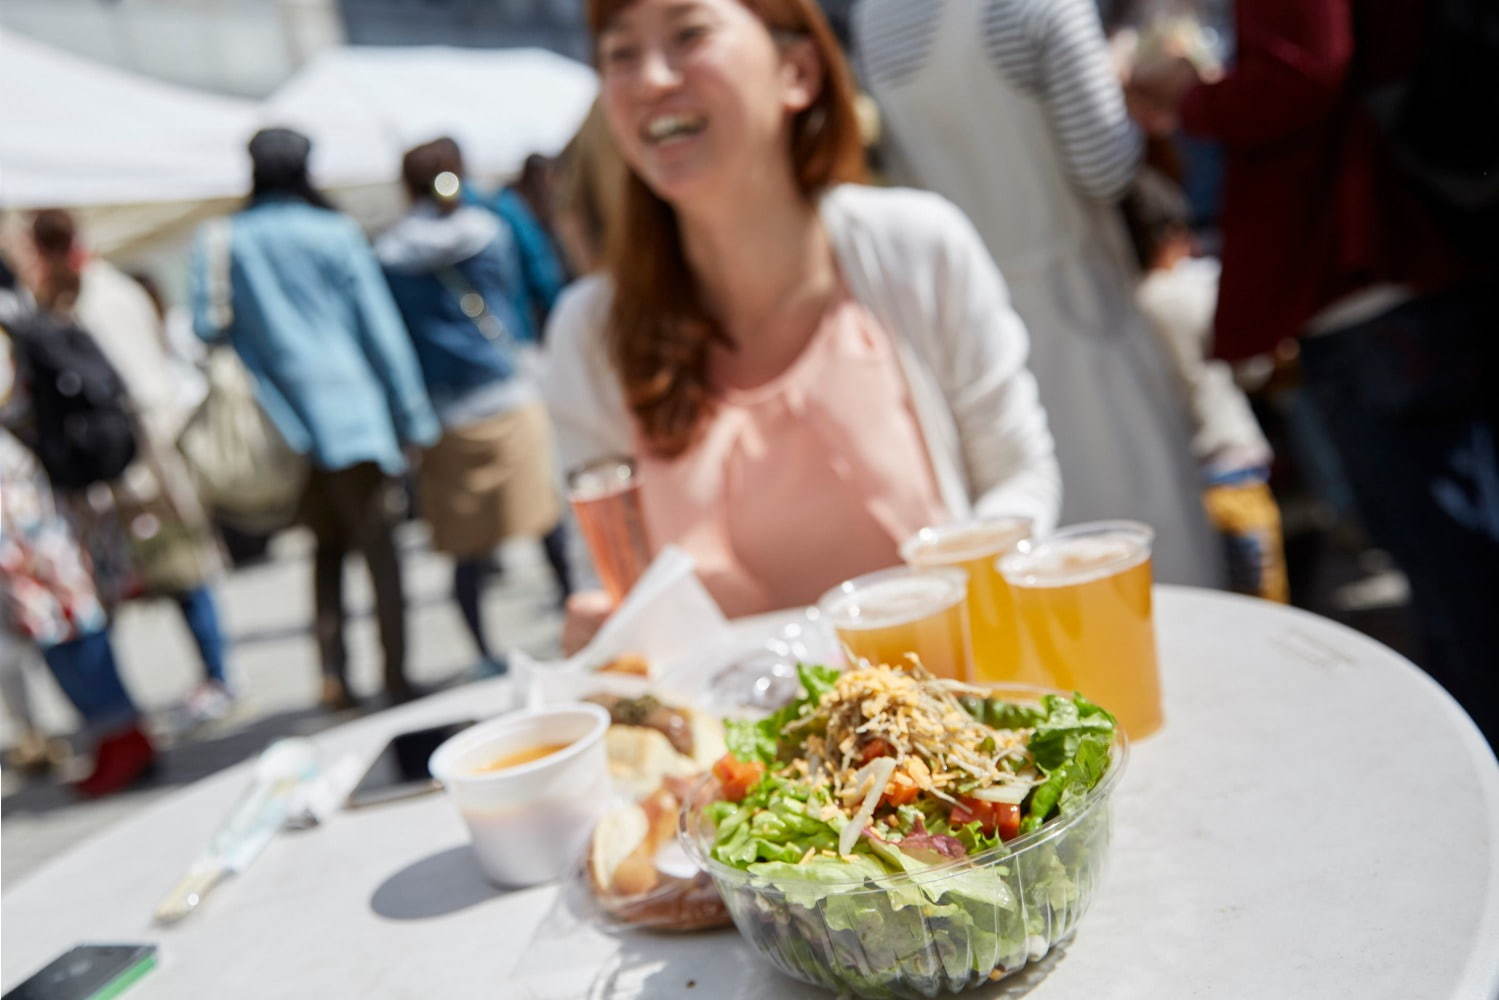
[1000,532,1148,588]
[905,520,1031,564]
[568,462,634,502]
[826,575,964,629]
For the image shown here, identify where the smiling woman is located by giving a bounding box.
[588,0,866,458]
[543,0,1061,629]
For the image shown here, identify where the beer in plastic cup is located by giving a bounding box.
[901,518,1044,686]
[817,567,973,680]
[566,457,653,606]
[998,520,1163,739]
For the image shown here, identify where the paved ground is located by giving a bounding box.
[0,524,565,889]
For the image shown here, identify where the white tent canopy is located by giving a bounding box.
[261,46,598,191]
[1,34,596,261]
[0,30,257,208]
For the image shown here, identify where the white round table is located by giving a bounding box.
[4,587,1497,999]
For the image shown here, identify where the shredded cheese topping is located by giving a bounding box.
[789,664,1035,807]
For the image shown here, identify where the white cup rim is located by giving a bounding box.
[428,702,610,785]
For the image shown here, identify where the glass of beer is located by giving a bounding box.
[566,457,653,606]
[817,567,973,680]
[901,518,1044,686]
[998,521,1162,739]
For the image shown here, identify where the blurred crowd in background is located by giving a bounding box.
[1,0,1494,800]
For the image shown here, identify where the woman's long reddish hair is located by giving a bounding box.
[586,0,867,458]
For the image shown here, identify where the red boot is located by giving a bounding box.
[74,724,157,799]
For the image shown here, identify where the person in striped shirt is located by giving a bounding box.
[854,0,1222,588]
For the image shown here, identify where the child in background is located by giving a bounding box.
[1124,169,1288,602]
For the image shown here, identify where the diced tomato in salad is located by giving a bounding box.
[713,754,766,803]
[949,796,1022,842]
[880,771,920,808]
[857,738,894,765]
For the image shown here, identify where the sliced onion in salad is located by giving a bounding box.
[840,756,896,856]
[967,782,1032,805]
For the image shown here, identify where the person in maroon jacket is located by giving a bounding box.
[1129,0,1499,752]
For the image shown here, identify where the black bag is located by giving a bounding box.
[1364,0,1499,258]
[9,312,139,489]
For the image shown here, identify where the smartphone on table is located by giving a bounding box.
[3,944,156,1000]
[345,720,477,808]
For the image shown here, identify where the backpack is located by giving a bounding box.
[8,311,139,489]
[1364,0,1499,257]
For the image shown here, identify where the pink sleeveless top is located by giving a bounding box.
[636,299,948,617]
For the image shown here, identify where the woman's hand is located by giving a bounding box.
[562,589,614,656]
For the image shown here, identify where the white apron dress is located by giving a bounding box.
[857,0,1223,586]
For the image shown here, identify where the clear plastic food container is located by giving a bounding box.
[678,724,1126,998]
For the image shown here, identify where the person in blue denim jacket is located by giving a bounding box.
[191,128,440,709]
[377,138,572,676]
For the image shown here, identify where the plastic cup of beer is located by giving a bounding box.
[817,567,973,680]
[901,518,1045,686]
[997,521,1162,739]
[566,457,653,606]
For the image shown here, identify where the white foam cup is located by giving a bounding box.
[428,703,611,887]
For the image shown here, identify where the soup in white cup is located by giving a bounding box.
[429,703,611,887]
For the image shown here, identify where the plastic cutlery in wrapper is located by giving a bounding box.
[153,738,319,925]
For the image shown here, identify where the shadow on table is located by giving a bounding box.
[581,929,764,999]
[370,843,507,920]
[2,705,348,819]
[973,943,1071,998]
[586,933,1070,999]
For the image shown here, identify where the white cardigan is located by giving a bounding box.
[540,184,1061,534]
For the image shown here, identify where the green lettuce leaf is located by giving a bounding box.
[958,696,1047,731]
[1026,693,1115,771]
[880,845,1015,913]
[796,661,841,704]
[1019,694,1116,834]
[723,662,842,765]
[1021,844,1080,913]
[952,820,1004,855]
[722,717,776,765]
[748,851,966,987]
[863,841,1023,979]
[742,840,1034,991]
[749,852,913,911]
[709,772,841,867]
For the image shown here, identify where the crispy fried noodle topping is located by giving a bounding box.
[791,663,1034,807]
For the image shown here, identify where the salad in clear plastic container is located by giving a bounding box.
[680,663,1126,999]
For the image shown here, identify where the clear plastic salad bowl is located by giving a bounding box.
[679,705,1127,999]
